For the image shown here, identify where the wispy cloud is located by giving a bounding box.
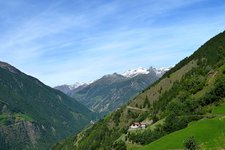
[0,0,225,86]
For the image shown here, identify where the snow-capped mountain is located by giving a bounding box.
[55,82,88,94]
[55,66,170,114]
[122,67,170,78]
[55,66,170,91]
[151,67,171,76]
[68,82,87,90]
[122,67,149,78]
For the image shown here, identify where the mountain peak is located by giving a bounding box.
[103,72,123,78]
[68,82,87,90]
[0,61,21,74]
[55,66,171,93]
[149,67,171,76]
[122,66,170,78]
[122,67,149,78]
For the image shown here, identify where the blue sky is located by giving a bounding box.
[0,0,225,86]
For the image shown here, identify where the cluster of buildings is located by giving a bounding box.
[130,122,147,129]
[129,120,153,130]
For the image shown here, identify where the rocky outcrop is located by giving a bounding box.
[0,121,41,150]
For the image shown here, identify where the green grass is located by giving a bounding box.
[0,113,33,125]
[0,114,9,124]
[140,117,225,150]
[115,133,143,150]
[15,113,33,121]
[212,105,225,115]
[212,101,225,115]
[127,142,143,150]
[147,119,165,131]
[116,134,126,142]
[219,64,225,73]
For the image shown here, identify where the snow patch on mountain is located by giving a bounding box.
[68,82,87,90]
[151,67,171,76]
[56,66,171,92]
[122,67,170,78]
[122,67,149,78]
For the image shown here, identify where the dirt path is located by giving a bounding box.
[127,106,148,112]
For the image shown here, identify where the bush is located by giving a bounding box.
[214,76,225,98]
[183,136,197,150]
[113,140,126,150]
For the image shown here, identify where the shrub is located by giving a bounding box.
[183,136,197,150]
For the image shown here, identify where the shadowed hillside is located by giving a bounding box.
[0,62,95,149]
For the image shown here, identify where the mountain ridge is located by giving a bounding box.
[0,61,21,74]
[0,61,95,150]
[55,66,170,90]
[53,31,225,150]
[55,66,168,114]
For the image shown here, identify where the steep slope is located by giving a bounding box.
[72,72,160,114]
[0,61,94,150]
[56,67,166,114]
[55,82,88,95]
[54,85,73,95]
[141,117,225,150]
[53,31,225,150]
[141,102,225,149]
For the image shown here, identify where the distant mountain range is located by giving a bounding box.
[55,67,169,114]
[0,61,95,150]
[54,82,88,95]
[122,67,169,78]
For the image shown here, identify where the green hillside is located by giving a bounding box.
[0,62,95,150]
[141,117,225,150]
[141,103,225,150]
[53,31,225,150]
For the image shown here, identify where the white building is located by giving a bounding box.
[130,122,147,129]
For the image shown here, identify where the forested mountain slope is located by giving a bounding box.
[71,71,161,114]
[0,62,95,150]
[53,31,225,150]
[56,67,167,115]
